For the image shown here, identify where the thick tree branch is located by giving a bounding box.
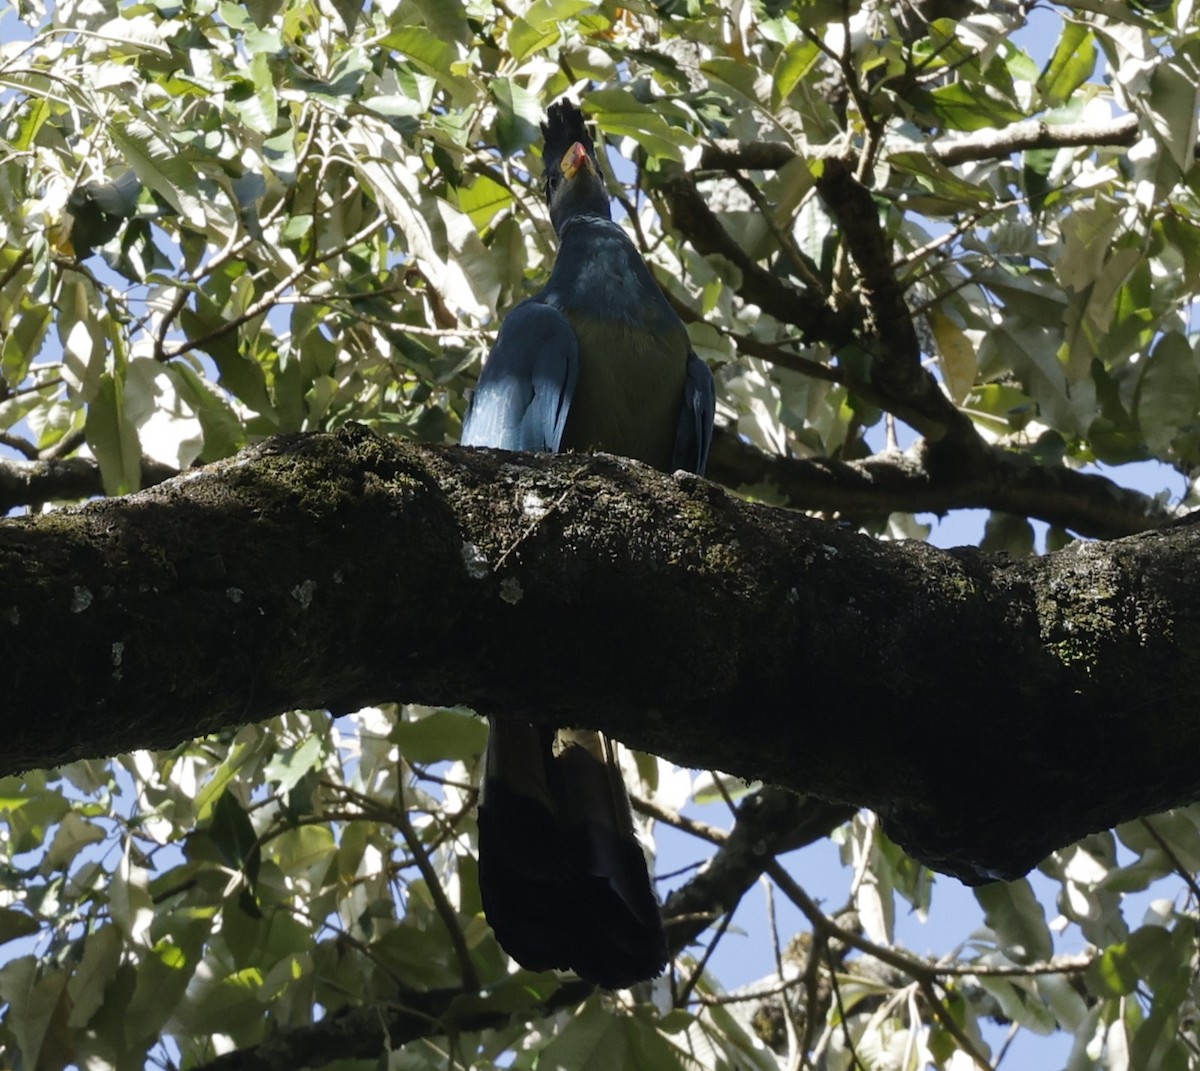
[932,114,1143,166]
[815,157,974,444]
[677,143,1174,541]
[662,161,977,446]
[659,172,850,342]
[706,427,1177,539]
[0,455,177,513]
[3,427,1200,883]
[699,115,1145,174]
[701,140,797,172]
[0,430,1171,542]
[660,790,855,950]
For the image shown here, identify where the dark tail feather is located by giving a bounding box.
[477,719,668,989]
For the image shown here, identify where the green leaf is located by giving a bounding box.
[181,304,275,418]
[123,357,204,469]
[701,57,767,108]
[585,90,697,163]
[382,26,473,99]
[92,13,171,56]
[262,735,324,792]
[267,824,336,883]
[1147,58,1200,174]
[930,309,978,402]
[0,907,39,947]
[790,0,855,31]
[539,996,629,1070]
[456,173,513,230]
[1126,924,1175,985]
[0,958,71,1071]
[2,300,50,389]
[221,893,310,970]
[109,121,204,227]
[85,371,142,497]
[1038,23,1097,107]
[390,707,487,764]
[123,920,211,1046]
[1038,971,1090,1032]
[1056,200,1121,292]
[975,879,1053,962]
[408,0,471,42]
[507,16,558,62]
[977,976,1056,1035]
[57,278,105,404]
[981,512,1035,557]
[210,790,260,885]
[976,266,1068,324]
[507,0,593,61]
[620,1008,696,1069]
[1117,811,1200,874]
[170,362,249,461]
[11,94,51,151]
[773,38,822,104]
[108,844,154,944]
[216,0,251,29]
[0,781,70,853]
[41,811,106,873]
[889,151,995,208]
[226,51,278,134]
[1137,331,1200,455]
[66,925,123,1029]
[920,82,1025,132]
[982,319,1082,434]
[1088,942,1140,996]
[491,78,541,156]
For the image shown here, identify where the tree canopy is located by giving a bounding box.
[1,0,1200,1068]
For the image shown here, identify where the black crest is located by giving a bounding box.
[540,100,595,163]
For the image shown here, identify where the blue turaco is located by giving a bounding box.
[461,100,715,988]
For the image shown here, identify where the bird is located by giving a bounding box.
[460,100,715,989]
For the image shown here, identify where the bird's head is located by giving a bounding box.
[540,100,611,233]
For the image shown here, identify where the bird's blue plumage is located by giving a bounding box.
[467,99,717,990]
[463,213,714,475]
[460,302,578,453]
[673,352,716,474]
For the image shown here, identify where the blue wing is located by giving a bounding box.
[671,351,716,475]
[461,301,579,453]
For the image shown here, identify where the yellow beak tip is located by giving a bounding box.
[559,142,593,181]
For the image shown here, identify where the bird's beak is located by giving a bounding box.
[559,142,595,181]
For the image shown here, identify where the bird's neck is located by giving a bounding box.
[544,217,678,332]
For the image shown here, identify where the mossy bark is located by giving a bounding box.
[2,423,1198,882]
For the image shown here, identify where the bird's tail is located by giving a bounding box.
[477,718,669,989]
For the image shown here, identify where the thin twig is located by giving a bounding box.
[633,793,727,845]
[161,215,388,362]
[827,946,866,1069]
[1139,817,1200,903]
[0,433,39,460]
[799,929,828,1068]
[394,774,481,992]
[675,906,734,1009]
[917,976,996,1071]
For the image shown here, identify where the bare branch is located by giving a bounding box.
[815,157,972,443]
[0,454,177,512]
[705,428,1177,539]
[658,172,848,342]
[933,114,1142,167]
[698,115,1145,175]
